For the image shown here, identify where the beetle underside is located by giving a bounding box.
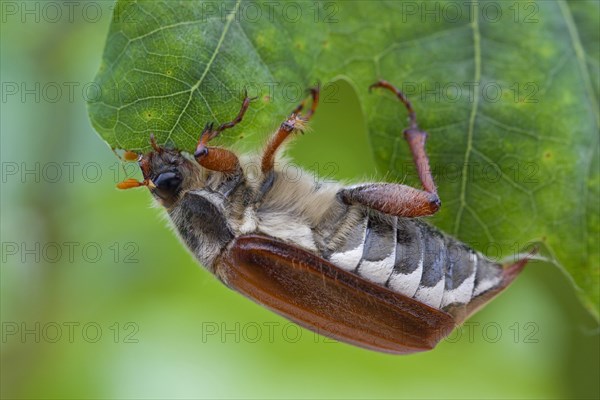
[117,80,531,354]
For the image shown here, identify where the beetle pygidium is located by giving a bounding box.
[117,80,530,354]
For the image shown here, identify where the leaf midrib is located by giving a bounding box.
[165,0,242,144]
[454,1,481,237]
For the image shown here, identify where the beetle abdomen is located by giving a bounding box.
[325,211,503,312]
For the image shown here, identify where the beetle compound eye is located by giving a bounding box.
[154,172,182,192]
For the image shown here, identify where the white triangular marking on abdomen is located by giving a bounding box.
[441,272,476,307]
[357,252,396,285]
[414,279,445,309]
[387,257,423,298]
[441,252,477,307]
[473,275,502,297]
[330,245,364,271]
[329,217,368,271]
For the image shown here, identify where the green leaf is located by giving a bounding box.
[88,0,599,318]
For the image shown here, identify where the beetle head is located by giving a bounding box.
[117,134,204,208]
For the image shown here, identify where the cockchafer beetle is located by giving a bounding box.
[117,80,531,354]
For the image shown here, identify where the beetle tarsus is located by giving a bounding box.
[149,133,163,153]
[369,80,418,130]
[370,80,438,197]
[261,84,320,173]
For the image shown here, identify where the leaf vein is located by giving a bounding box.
[165,0,241,144]
[454,1,481,236]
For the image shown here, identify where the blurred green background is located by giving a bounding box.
[1,1,598,399]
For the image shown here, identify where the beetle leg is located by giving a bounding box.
[338,183,440,217]
[339,80,440,218]
[194,93,255,174]
[370,80,438,195]
[261,85,320,174]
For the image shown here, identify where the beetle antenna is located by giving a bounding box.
[117,177,155,190]
[117,178,145,190]
[369,80,418,130]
